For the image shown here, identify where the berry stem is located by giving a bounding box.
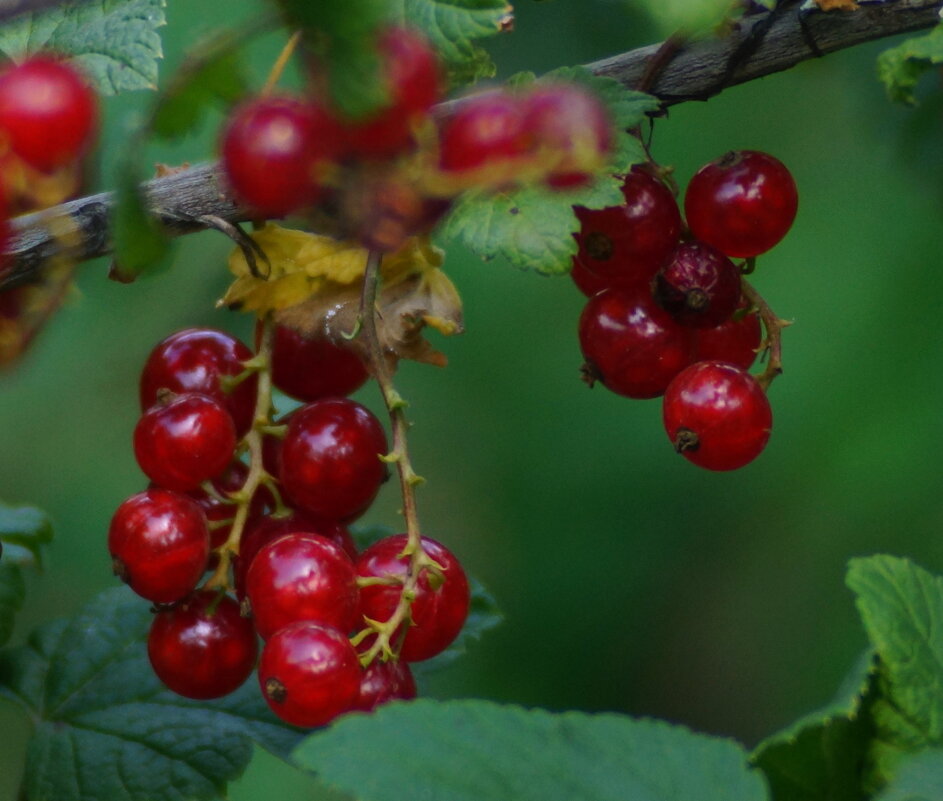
[261,30,302,97]
[355,249,437,666]
[741,277,791,391]
[204,317,276,590]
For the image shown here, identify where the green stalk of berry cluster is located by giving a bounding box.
[204,317,277,591]
[354,250,443,666]
[741,277,791,392]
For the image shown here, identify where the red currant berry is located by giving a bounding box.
[438,91,531,178]
[140,328,258,437]
[148,591,257,700]
[685,150,798,258]
[523,82,613,189]
[654,240,742,328]
[352,659,417,712]
[134,393,237,492]
[0,56,97,172]
[356,535,470,662]
[570,259,608,297]
[572,168,683,294]
[246,533,360,639]
[234,512,356,598]
[663,360,772,471]
[280,398,388,521]
[578,286,696,399]
[108,489,209,604]
[221,95,340,218]
[693,297,761,370]
[346,25,442,160]
[270,324,368,402]
[259,621,361,727]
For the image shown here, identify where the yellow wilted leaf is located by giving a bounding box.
[222,223,462,366]
[813,0,858,10]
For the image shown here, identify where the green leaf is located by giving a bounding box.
[0,0,167,96]
[275,0,389,118]
[877,25,943,105]
[0,501,53,568]
[150,28,250,140]
[110,158,169,282]
[751,651,875,801]
[392,0,513,87]
[349,524,502,673]
[295,699,771,801]
[875,749,943,801]
[0,587,304,801]
[442,68,657,275]
[847,556,943,789]
[0,564,26,648]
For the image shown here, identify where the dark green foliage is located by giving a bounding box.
[295,699,771,801]
[0,587,304,801]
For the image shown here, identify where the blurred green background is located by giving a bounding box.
[3,1,943,798]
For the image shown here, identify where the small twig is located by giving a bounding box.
[741,277,791,391]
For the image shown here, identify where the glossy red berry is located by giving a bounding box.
[0,56,97,172]
[356,535,470,663]
[685,150,798,258]
[352,659,417,712]
[148,591,258,700]
[654,240,742,328]
[134,393,237,492]
[663,360,772,471]
[280,398,388,521]
[438,91,531,177]
[221,95,339,218]
[270,324,368,402]
[693,298,762,370]
[578,286,696,399]
[346,25,442,159]
[259,621,361,727]
[246,533,361,639]
[234,512,356,598]
[140,328,258,437]
[572,168,683,295]
[523,82,613,189]
[108,489,209,604]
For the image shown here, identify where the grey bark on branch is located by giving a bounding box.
[2,0,941,289]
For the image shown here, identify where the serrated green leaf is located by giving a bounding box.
[634,0,740,37]
[349,524,502,672]
[751,651,875,801]
[295,699,771,801]
[0,0,167,96]
[0,501,53,569]
[0,587,304,801]
[875,749,943,801]
[392,0,512,87]
[150,28,250,140]
[847,556,943,789]
[0,563,26,648]
[877,25,943,105]
[441,69,656,274]
[110,158,169,281]
[275,0,389,118]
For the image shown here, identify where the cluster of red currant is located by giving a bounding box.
[0,54,97,269]
[219,24,613,245]
[575,151,798,471]
[107,324,471,727]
